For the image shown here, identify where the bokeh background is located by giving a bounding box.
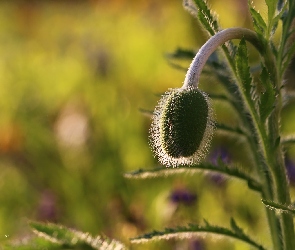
[0,0,295,249]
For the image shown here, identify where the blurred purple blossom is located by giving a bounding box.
[170,188,197,206]
[189,239,206,250]
[285,156,295,185]
[207,147,231,186]
[37,189,58,222]
[209,147,231,166]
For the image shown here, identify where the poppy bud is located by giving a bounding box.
[150,87,214,167]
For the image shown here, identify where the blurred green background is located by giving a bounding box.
[0,0,295,249]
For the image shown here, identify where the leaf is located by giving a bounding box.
[272,3,288,38]
[138,108,153,118]
[131,221,266,250]
[277,0,284,11]
[236,38,252,95]
[124,163,261,193]
[183,0,198,18]
[2,237,60,250]
[230,218,245,237]
[271,13,281,37]
[30,221,127,250]
[264,0,280,38]
[192,0,219,35]
[166,61,188,72]
[249,5,267,38]
[262,199,295,215]
[166,48,195,60]
[281,135,295,146]
[265,0,277,24]
[258,66,276,121]
[215,123,246,136]
[164,48,196,72]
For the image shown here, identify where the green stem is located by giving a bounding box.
[182,28,263,88]
[267,58,295,250]
[230,93,283,250]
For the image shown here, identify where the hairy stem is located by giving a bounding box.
[182,28,262,88]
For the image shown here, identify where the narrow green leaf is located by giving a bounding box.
[271,13,281,37]
[216,123,246,137]
[236,38,252,94]
[3,237,60,250]
[193,0,219,35]
[124,163,261,192]
[249,6,267,38]
[166,61,188,72]
[138,108,153,118]
[230,218,245,237]
[131,221,266,250]
[265,0,277,24]
[183,0,198,18]
[262,199,295,215]
[30,221,77,246]
[258,66,276,121]
[281,135,295,146]
[30,221,127,250]
[272,3,288,38]
[277,0,284,11]
[166,48,195,60]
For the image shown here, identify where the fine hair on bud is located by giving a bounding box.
[149,87,215,167]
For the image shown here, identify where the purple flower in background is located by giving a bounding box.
[207,147,231,186]
[189,239,206,250]
[170,188,197,206]
[285,156,295,186]
[209,147,231,166]
[37,189,58,222]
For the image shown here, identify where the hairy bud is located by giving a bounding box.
[150,87,214,167]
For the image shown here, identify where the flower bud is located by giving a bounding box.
[150,87,214,167]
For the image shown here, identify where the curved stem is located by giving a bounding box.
[182,28,263,88]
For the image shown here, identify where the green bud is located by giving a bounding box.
[150,87,214,167]
[161,88,208,157]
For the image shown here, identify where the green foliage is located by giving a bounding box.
[166,47,195,60]
[262,199,295,215]
[3,237,60,250]
[249,5,267,39]
[258,66,276,122]
[265,0,277,22]
[191,0,219,35]
[236,39,252,95]
[125,161,261,192]
[131,219,266,250]
[28,221,127,250]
